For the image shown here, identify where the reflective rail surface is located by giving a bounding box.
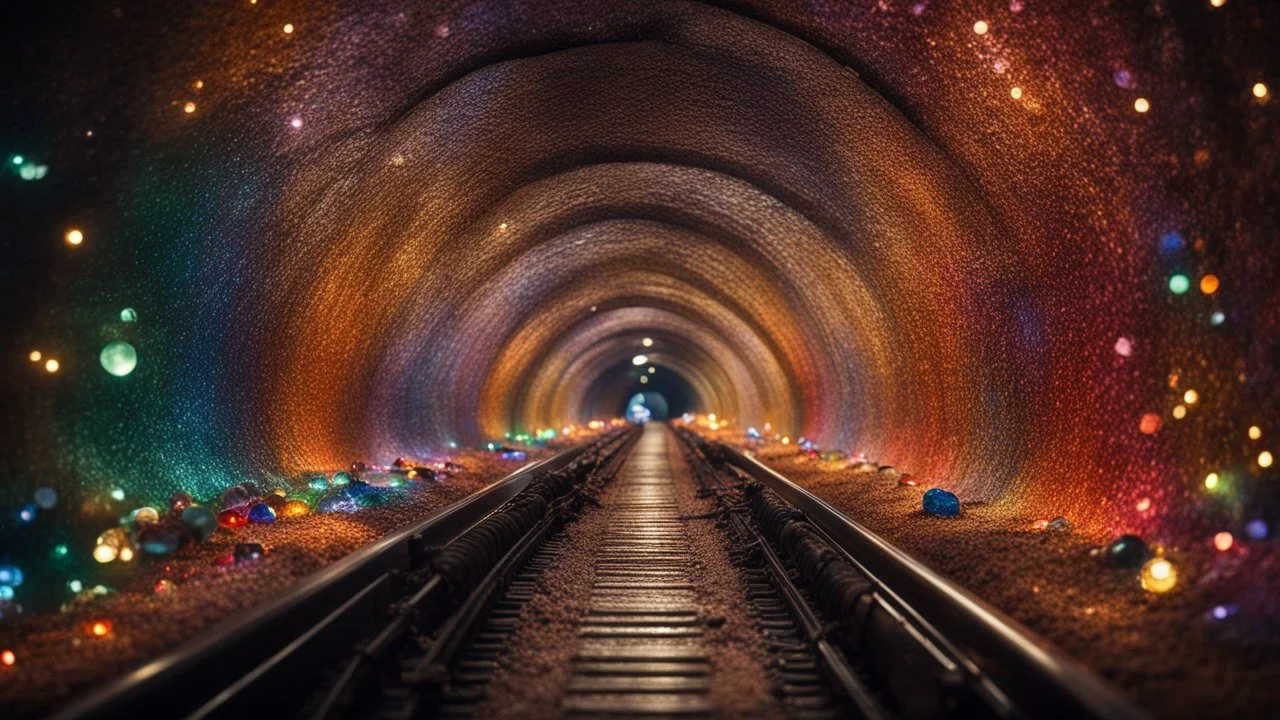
[49,432,625,720]
[718,443,1146,720]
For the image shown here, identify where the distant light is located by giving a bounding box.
[639,376,648,384]
[641,337,653,347]
[183,102,196,114]
[1171,404,1187,420]
[1134,97,1150,113]
[1209,0,1225,7]
[647,367,655,374]
[1246,519,1268,540]
[110,487,125,501]
[631,354,648,366]
[1249,425,1262,440]
[1254,83,1269,99]
[1260,451,1274,468]
[65,228,84,246]
[1199,275,1219,294]
[90,620,112,637]
[1213,532,1233,552]
[1210,311,1225,326]
[1168,274,1190,294]
[68,579,83,593]
[1114,337,1132,357]
[44,359,60,373]
[973,20,989,35]
[1136,497,1151,512]
[10,155,22,165]
[28,350,41,362]
[1139,413,1161,435]
[193,79,204,90]
[283,23,294,34]
[93,544,117,563]
[120,308,137,323]
[1010,87,1022,100]
[289,116,303,129]
[1140,557,1177,593]
[1,650,13,667]
[100,341,138,377]
[1183,389,1198,405]
[54,544,68,557]
[1204,472,1219,490]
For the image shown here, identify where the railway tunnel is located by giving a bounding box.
[1,1,1278,718]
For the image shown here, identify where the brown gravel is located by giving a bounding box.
[731,438,1280,720]
[0,446,567,718]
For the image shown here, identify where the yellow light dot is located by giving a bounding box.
[283,23,294,34]
[44,359,60,373]
[1214,532,1233,552]
[183,101,196,114]
[781,436,791,445]
[1249,425,1262,440]
[1260,451,1274,468]
[1204,472,1219,489]
[1,649,13,667]
[1209,0,1225,7]
[65,228,84,246]
[642,337,653,347]
[1134,97,1150,113]
[973,20,989,35]
[90,620,112,637]
[92,544,117,563]
[28,350,41,362]
[1254,83,1269,99]
[1010,87,1023,100]
[193,80,204,90]
[1199,274,1219,294]
[118,547,134,562]
[1140,557,1177,593]
[1183,389,1198,405]
[1136,497,1151,512]
[497,222,509,232]
[1172,405,1187,420]
[639,376,648,384]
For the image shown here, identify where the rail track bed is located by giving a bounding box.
[55,424,1145,720]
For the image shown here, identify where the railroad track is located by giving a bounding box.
[53,423,1145,720]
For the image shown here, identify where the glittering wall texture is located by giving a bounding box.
[2,0,1277,580]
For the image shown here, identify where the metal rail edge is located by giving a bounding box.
[48,432,623,720]
[718,443,1147,720]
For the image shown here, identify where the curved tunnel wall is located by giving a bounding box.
[8,0,1277,540]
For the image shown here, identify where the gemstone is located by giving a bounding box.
[1047,516,1072,531]
[1103,534,1150,568]
[246,502,277,524]
[262,494,287,513]
[217,506,249,528]
[181,506,218,541]
[137,523,185,555]
[132,506,160,525]
[412,466,438,482]
[221,484,253,510]
[922,488,961,517]
[169,491,194,512]
[280,499,311,518]
[234,543,265,563]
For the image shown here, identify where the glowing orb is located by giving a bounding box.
[1168,274,1190,294]
[1204,472,1219,490]
[631,354,648,366]
[1213,532,1233,552]
[1134,97,1150,113]
[120,308,137,323]
[1199,274,1219,294]
[44,358,59,373]
[1254,83,1269,99]
[973,20,989,35]
[1140,557,1177,593]
[1138,413,1162,435]
[64,228,83,246]
[641,337,653,347]
[99,341,137,377]
[1249,425,1262,440]
[1260,451,1274,468]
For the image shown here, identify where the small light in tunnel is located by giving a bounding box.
[1134,97,1151,113]
[1204,472,1219,490]
[1249,425,1262,440]
[289,116,303,129]
[1140,557,1177,593]
[1254,82,1270,99]
[65,228,84,246]
[44,358,60,373]
[639,376,648,384]
[1183,389,1198,405]
[642,337,653,347]
[973,20,989,35]
[28,350,41,362]
[631,354,648,366]
[1260,451,1274,468]
[1168,273,1190,294]
[1214,532,1234,552]
[647,367,655,374]
[1172,405,1187,420]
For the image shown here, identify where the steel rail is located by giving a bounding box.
[717,442,1147,720]
[49,431,623,720]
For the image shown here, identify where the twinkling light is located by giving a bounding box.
[89,620,112,637]
[44,359,60,373]
[647,366,656,374]
[631,354,648,366]
[290,116,303,129]
[1139,413,1161,435]
[1134,97,1150,113]
[1249,426,1263,440]
[1260,451,1274,469]
[1213,532,1233,552]
[1254,83,1269,99]
[1183,389,1198,405]
[973,20,989,35]
[28,350,41,362]
[1204,472,1219,490]
[1136,497,1151,512]
[1,650,13,667]
[1209,0,1226,7]
[642,337,653,347]
[1172,404,1187,420]
[1168,274,1190,294]
[639,375,648,384]
[120,307,137,322]
[100,341,138,377]
[1210,311,1225,326]
[1140,557,1177,593]
[1010,87,1022,100]
[64,228,84,246]
[283,23,294,34]
[92,544,117,563]
[183,102,196,114]
[1114,337,1132,356]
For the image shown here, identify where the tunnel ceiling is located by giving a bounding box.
[3,0,1277,535]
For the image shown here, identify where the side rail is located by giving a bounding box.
[706,440,1145,720]
[51,430,630,720]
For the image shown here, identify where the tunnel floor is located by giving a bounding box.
[720,433,1280,720]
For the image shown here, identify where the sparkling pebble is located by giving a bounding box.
[280,498,311,518]
[330,471,352,487]
[136,522,185,555]
[221,484,254,510]
[307,475,330,492]
[1047,516,1072,531]
[181,506,218,541]
[247,502,277,524]
[234,542,265,563]
[1103,534,1151,568]
[218,507,249,528]
[922,488,960,517]
[263,494,287,512]
[154,580,176,596]
[132,506,160,525]
[169,491,194,512]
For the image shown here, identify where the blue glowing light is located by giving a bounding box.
[1246,519,1269,540]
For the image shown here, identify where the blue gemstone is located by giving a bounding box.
[922,488,960,517]
[181,506,219,542]
[316,493,359,514]
[247,502,277,524]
